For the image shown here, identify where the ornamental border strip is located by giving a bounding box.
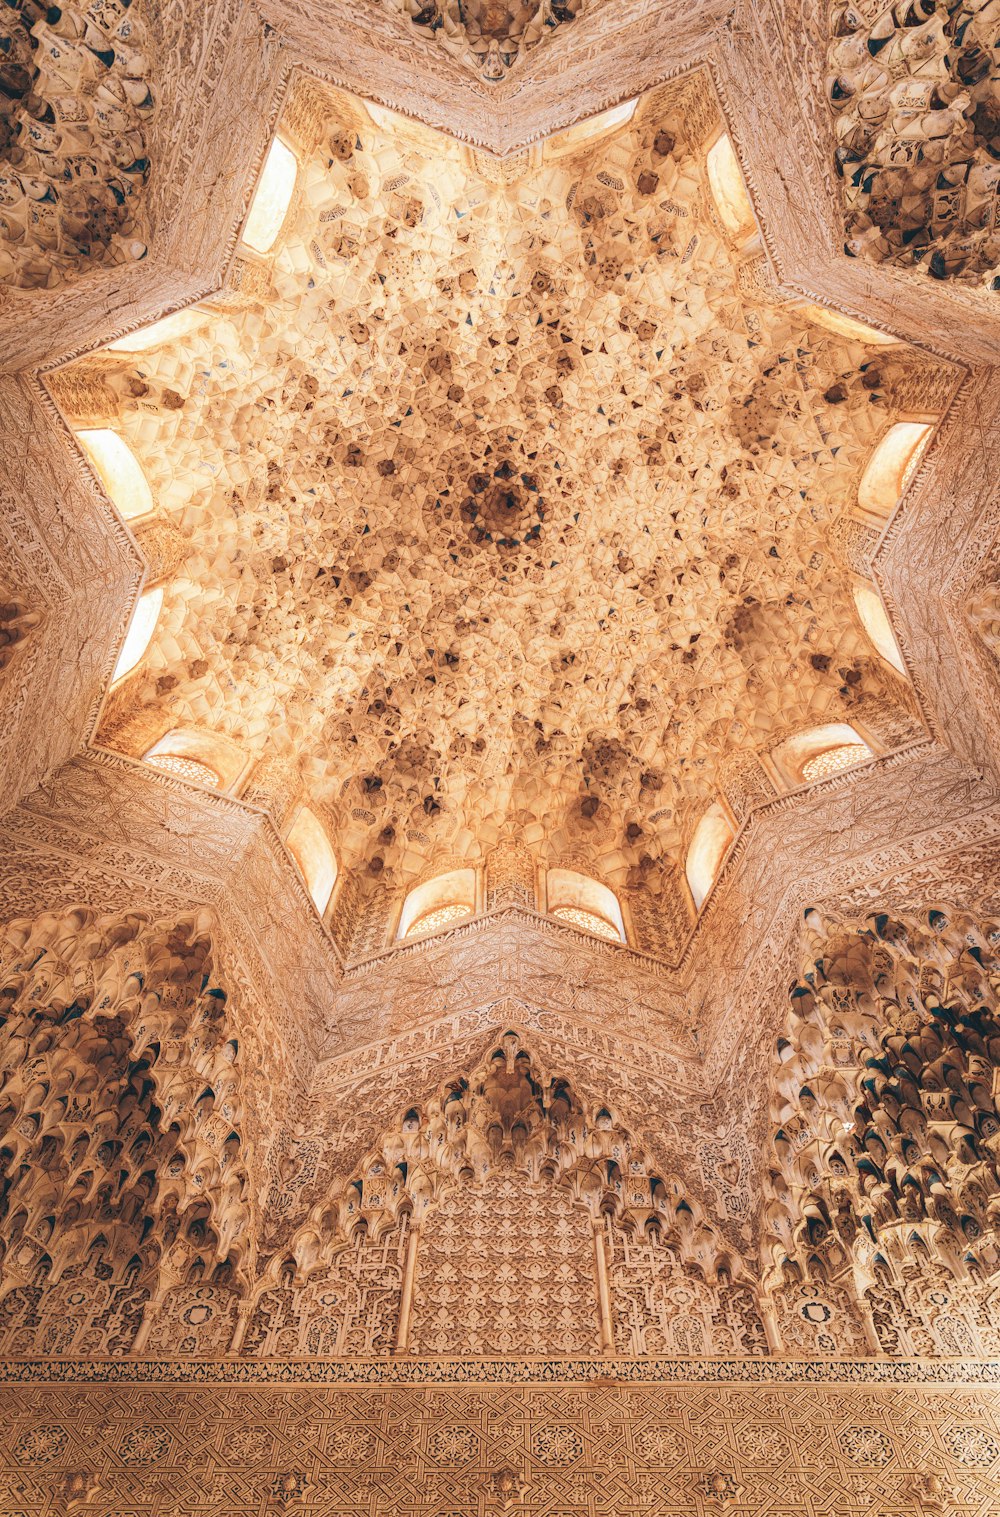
[2,1357,999,1386]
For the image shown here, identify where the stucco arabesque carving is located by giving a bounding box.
[3,4,1000,1283]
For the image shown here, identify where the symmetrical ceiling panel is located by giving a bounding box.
[48,70,952,939]
[3,0,1000,1427]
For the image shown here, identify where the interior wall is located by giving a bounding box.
[1,1375,998,1514]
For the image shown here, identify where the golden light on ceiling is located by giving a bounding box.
[853,583,906,676]
[706,132,754,235]
[857,421,934,518]
[52,70,942,944]
[107,309,207,353]
[242,136,298,254]
[685,802,735,911]
[77,429,154,521]
[286,805,338,914]
[112,586,163,683]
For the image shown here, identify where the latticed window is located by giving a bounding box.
[145,753,221,787]
[801,744,869,784]
[551,905,621,942]
[405,903,472,938]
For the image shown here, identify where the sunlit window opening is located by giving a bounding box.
[854,582,905,675]
[686,801,735,910]
[286,805,337,914]
[146,753,221,788]
[143,727,245,791]
[242,136,298,254]
[551,905,621,942]
[398,868,476,940]
[76,429,153,520]
[857,421,934,517]
[707,133,755,235]
[547,868,626,944]
[771,722,873,788]
[408,902,472,936]
[795,303,898,346]
[112,585,163,683]
[545,98,638,159]
[801,744,871,784]
[106,309,205,352]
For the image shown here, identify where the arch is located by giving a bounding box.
[275,1031,752,1359]
[770,722,872,788]
[107,309,207,354]
[397,867,476,939]
[794,303,899,347]
[242,136,297,254]
[76,430,154,521]
[544,98,638,159]
[707,132,755,236]
[143,728,246,792]
[546,868,625,943]
[112,586,163,683]
[853,582,905,675]
[685,801,734,910]
[857,422,934,518]
[285,805,337,914]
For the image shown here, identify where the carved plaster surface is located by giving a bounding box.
[4,7,1000,1505]
[49,69,949,929]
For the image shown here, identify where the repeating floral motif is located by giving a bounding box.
[410,1162,600,1357]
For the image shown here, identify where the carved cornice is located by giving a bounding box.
[2,1355,998,1384]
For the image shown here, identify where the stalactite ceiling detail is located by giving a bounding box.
[53,72,946,920]
[6,1,1000,1506]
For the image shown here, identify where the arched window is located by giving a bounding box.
[853,582,905,675]
[242,136,297,254]
[795,303,898,347]
[398,868,476,940]
[145,753,220,787]
[107,309,206,353]
[286,805,337,914]
[801,744,870,783]
[771,722,872,788]
[546,868,625,943]
[76,429,153,520]
[707,133,755,236]
[857,422,934,517]
[143,728,246,791]
[686,801,735,910]
[112,585,163,683]
[545,98,638,159]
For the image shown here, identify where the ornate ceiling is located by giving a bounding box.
[48,68,947,926]
[3,0,1000,1447]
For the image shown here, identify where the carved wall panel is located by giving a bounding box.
[142,1284,240,1358]
[2,1376,1000,1515]
[410,1159,601,1356]
[0,1252,148,1359]
[485,839,535,910]
[771,1277,872,1357]
[241,1223,406,1358]
[607,1225,769,1357]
